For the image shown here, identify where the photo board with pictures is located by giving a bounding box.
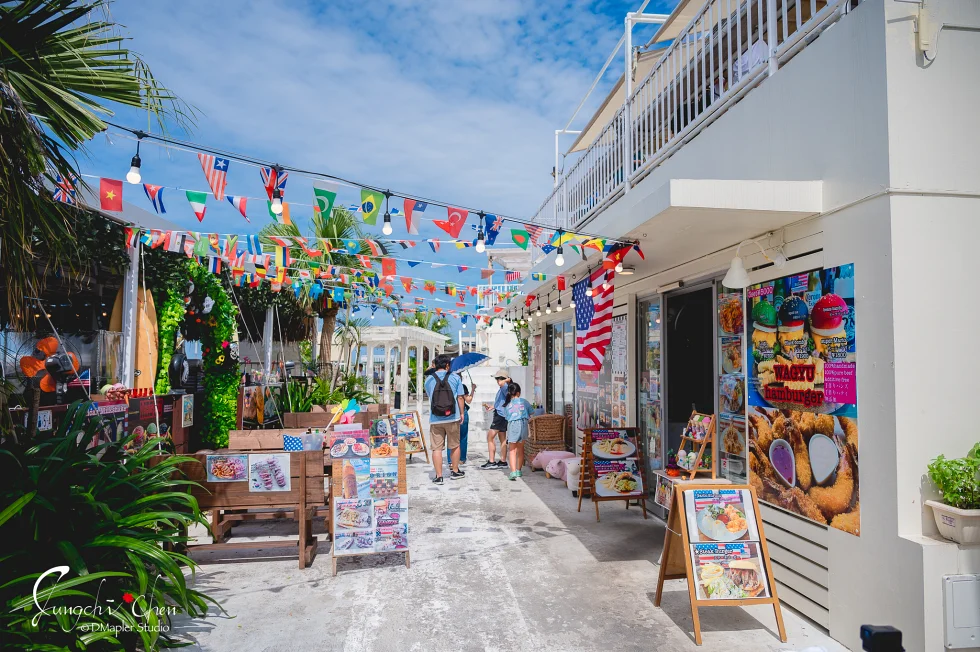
[389,411,429,462]
[247,453,291,492]
[717,285,747,483]
[576,428,648,522]
[655,484,785,646]
[330,427,411,574]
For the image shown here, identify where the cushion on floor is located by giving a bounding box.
[533,450,575,470]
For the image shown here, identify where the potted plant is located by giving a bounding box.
[925,443,980,545]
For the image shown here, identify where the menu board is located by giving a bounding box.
[590,429,644,498]
[391,412,424,453]
[717,287,747,483]
[683,489,760,543]
[333,428,410,557]
[690,542,771,600]
[746,264,859,535]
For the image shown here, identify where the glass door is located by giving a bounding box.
[638,298,663,491]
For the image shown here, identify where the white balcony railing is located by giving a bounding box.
[477,284,524,312]
[533,0,861,233]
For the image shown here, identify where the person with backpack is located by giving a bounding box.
[424,354,466,484]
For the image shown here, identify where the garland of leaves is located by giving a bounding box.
[141,249,193,394]
[153,287,186,394]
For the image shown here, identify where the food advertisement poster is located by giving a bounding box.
[247,453,291,492]
[370,458,399,498]
[374,496,409,552]
[718,287,747,483]
[335,499,373,531]
[640,300,663,476]
[392,412,424,452]
[576,315,628,439]
[691,542,771,600]
[746,264,859,535]
[329,430,370,459]
[719,414,747,478]
[591,429,644,498]
[654,474,674,510]
[125,396,173,450]
[181,393,194,428]
[337,458,371,500]
[206,454,248,482]
[334,530,375,555]
[684,489,760,543]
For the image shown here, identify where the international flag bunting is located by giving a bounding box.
[403,199,426,234]
[469,286,478,296]
[455,240,471,249]
[207,257,222,274]
[603,242,633,270]
[549,230,575,247]
[525,294,535,307]
[124,227,137,248]
[100,178,123,211]
[150,229,169,249]
[446,285,457,297]
[525,224,545,246]
[430,263,446,269]
[510,228,530,250]
[406,260,421,268]
[415,297,425,305]
[427,239,440,253]
[575,266,615,372]
[198,154,229,200]
[267,200,292,225]
[344,239,360,254]
[457,265,468,273]
[185,190,208,222]
[461,315,468,326]
[540,242,555,255]
[485,214,503,246]
[227,196,249,221]
[273,246,289,272]
[360,189,382,225]
[400,277,413,292]
[557,275,566,291]
[53,174,76,204]
[456,301,466,308]
[433,206,468,238]
[223,235,239,261]
[423,280,436,294]
[363,239,382,256]
[395,240,418,249]
[481,268,494,279]
[356,255,372,268]
[584,237,606,251]
[246,235,262,255]
[309,282,323,299]
[506,271,522,282]
[260,166,288,201]
[531,272,547,281]
[268,236,293,248]
[381,258,396,278]
[333,287,345,303]
[312,180,337,221]
[633,243,646,259]
[141,184,166,214]
[167,232,185,253]
[298,238,322,257]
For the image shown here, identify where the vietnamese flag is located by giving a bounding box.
[100,178,123,211]
[381,258,396,278]
[433,206,468,238]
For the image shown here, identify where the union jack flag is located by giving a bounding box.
[260,166,288,201]
[197,154,230,200]
[52,174,76,204]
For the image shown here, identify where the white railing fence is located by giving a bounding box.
[533,0,861,233]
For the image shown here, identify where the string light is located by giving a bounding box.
[615,261,624,273]
[536,301,542,317]
[585,267,593,297]
[475,213,486,253]
[546,296,552,314]
[556,295,563,312]
[382,191,393,235]
[602,271,611,291]
[555,231,565,267]
[126,136,142,184]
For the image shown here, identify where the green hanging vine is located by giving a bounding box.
[153,287,186,394]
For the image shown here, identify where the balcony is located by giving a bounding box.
[534,0,863,234]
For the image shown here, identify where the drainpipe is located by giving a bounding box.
[119,244,140,387]
[767,0,779,76]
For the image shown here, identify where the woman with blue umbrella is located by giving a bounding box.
[451,353,489,466]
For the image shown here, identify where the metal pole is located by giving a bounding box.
[262,306,274,377]
[767,0,779,76]
[119,244,140,387]
[623,14,633,194]
[400,336,409,411]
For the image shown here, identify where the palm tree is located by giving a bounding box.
[398,310,450,337]
[0,0,190,325]
[260,206,385,375]
[335,313,369,371]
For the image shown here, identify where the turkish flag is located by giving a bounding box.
[381,257,396,278]
[433,206,468,238]
[100,178,123,211]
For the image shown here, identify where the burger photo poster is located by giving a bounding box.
[691,542,771,600]
[745,264,861,536]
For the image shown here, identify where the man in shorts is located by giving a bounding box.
[424,354,466,484]
[480,369,511,469]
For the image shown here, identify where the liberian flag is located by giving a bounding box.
[433,206,467,238]
[227,196,249,222]
[197,154,229,200]
[143,184,166,214]
[574,267,615,372]
[185,190,208,222]
[260,166,288,200]
[403,199,427,235]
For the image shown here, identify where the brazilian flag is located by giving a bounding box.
[360,188,381,225]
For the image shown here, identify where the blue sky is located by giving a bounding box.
[81,0,675,330]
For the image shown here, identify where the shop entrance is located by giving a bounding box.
[664,287,715,459]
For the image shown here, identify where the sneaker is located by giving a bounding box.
[450,470,465,480]
[479,461,496,470]
[432,476,444,485]
[508,472,519,481]
[495,461,509,468]
[515,470,523,477]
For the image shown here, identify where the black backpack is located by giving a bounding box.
[430,373,456,417]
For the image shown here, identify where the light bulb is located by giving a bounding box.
[371,312,376,319]
[570,298,576,308]
[556,300,563,312]
[602,280,610,290]
[126,155,142,184]
[527,315,532,322]
[586,286,593,297]
[271,189,283,215]
[615,261,624,273]
[382,214,393,235]
[555,246,565,267]
[536,308,542,317]
[475,232,486,253]
[546,303,552,314]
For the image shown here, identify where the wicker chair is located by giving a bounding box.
[525,414,568,470]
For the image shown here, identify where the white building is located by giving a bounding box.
[515,0,980,650]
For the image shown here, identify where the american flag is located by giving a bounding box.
[574,267,615,372]
[525,223,544,246]
[505,271,522,282]
[197,154,230,200]
[260,166,288,200]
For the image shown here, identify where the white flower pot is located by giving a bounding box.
[926,500,980,545]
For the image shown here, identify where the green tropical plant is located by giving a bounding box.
[284,380,316,413]
[0,401,216,650]
[398,310,450,337]
[928,443,980,510]
[513,323,529,366]
[335,313,369,370]
[0,0,191,326]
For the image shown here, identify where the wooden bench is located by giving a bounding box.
[180,450,326,568]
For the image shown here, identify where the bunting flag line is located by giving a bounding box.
[298,238,322,258]
[603,241,633,270]
[312,180,338,222]
[531,272,547,281]
[143,184,166,214]
[180,190,206,222]
[457,265,468,273]
[343,239,360,254]
[206,256,222,274]
[124,227,137,248]
[223,235,239,261]
[360,188,382,225]
[506,271,522,282]
[433,206,468,238]
[485,214,503,246]
[267,200,292,226]
[198,154,229,200]
[381,258,397,278]
[362,239,382,256]
[53,174,77,205]
[481,268,494,279]
[511,228,529,250]
[633,243,646,259]
[260,166,288,200]
[406,260,421,267]
[227,195,249,221]
[166,232,185,253]
[246,234,262,255]
[100,178,123,211]
[525,224,545,246]
[404,199,426,234]
[549,230,575,247]
[427,240,440,253]
[575,266,615,372]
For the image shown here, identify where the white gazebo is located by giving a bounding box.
[356,326,450,411]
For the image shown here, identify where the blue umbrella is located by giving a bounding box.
[451,352,489,374]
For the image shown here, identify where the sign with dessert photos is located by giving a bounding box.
[655,484,786,646]
[746,264,860,536]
